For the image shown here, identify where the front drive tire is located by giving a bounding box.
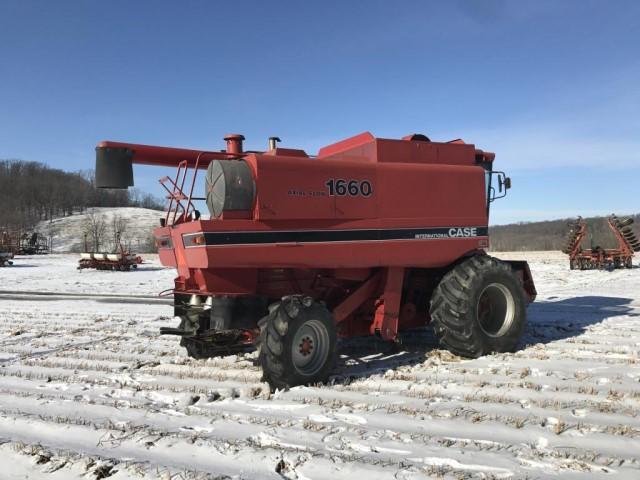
[259,296,337,390]
[429,255,527,358]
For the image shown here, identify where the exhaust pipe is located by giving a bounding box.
[268,136,281,151]
[224,134,245,154]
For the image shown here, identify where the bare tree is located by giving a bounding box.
[40,221,60,252]
[110,214,128,252]
[83,212,107,252]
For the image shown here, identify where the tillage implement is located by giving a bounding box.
[563,215,638,270]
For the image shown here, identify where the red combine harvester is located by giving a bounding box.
[95,132,536,389]
[563,215,638,270]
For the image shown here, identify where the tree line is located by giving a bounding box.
[0,159,162,229]
[490,214,640,251]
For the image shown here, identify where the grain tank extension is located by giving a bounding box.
[95,132,536,389]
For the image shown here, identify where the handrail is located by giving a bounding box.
[159,154,209,226]
[184,152,206,223]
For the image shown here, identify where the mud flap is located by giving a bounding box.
[503,260,537,303]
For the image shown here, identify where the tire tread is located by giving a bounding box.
[429,254,527,358]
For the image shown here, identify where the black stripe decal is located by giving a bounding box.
[183,226,488,247]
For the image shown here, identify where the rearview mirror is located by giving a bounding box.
[489,171,510,203]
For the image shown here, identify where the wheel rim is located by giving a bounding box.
[477,283,515,337]
[291,319,330,376]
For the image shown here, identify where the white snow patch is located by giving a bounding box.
[413,457,513,477]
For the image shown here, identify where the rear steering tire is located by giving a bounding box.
[259,296,337,390]
[429,255,527,358]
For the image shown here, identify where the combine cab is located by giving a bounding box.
[563,215,637,270]
[95,131,536,389]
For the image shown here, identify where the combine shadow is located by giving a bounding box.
[522,295,636,346]
[332,330,440,383]
[332,296,635,383]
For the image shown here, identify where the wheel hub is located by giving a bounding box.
[299,336,314,356]
[291,319,330,376]
[477,283,515,338]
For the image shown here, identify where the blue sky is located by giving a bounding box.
[1,0,638,224]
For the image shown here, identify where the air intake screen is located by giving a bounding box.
[205,160,255,218]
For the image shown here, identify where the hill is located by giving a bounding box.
[37,207,164,253]
[0,159,162,229]
[490,214,640,251]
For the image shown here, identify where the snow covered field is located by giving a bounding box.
[1,254,174,296]
[1,252,639,479]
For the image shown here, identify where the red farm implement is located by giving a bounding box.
[0,252,13,267]
[16,232,49,255]
[0,229,49,260]
[0,249,13,267]
[0,230,15,266]
[78,234,143,271]
[78,251,143,271]
[563,215,638,270]
[95,131,536,389]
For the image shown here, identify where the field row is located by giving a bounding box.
[1,293,639,478]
